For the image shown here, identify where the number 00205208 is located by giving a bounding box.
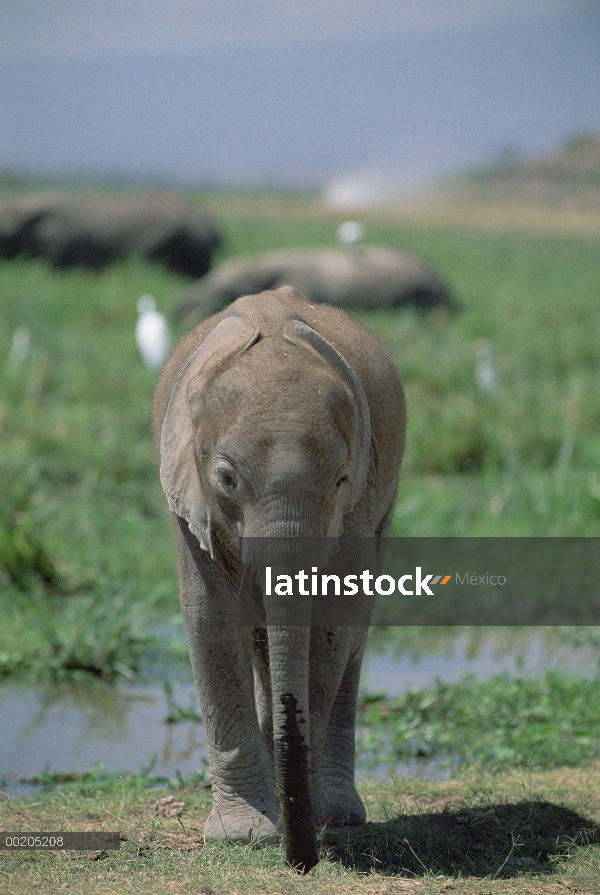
[3,836,64,848]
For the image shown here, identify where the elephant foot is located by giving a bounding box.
[316,782,366,827]
[204,801,281,844]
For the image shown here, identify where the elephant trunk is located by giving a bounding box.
[266,624,318,873]
[241,499,337,871]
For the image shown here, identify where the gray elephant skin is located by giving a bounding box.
[174,245,453,322]
[0,191,221,277]
[153,285,406,872]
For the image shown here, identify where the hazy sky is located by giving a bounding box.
[1,0,584,61]
[1,1,599,192]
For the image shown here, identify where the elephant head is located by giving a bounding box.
[158,302,372,871]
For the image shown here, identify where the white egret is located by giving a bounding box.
[336,221,364,246]
[475,339,497,391]
[8,327,30,364]
[135,295,170,369]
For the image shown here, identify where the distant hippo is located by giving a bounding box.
[174,246,454,322]
[0,191,222,277]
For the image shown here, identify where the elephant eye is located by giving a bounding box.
[215,462,237,491]
[335,473,349,489]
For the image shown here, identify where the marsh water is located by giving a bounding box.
[2,628,598,795]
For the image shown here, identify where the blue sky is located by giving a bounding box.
[1,1,599,191]
[1,1,584,61]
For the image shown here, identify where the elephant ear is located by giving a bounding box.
[160,315,259,556]
[283,319,371,506]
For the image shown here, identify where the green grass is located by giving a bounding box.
[3,765,600,893]
[1,189,599,677]
[0,259,185,678]
[358,672,600,771]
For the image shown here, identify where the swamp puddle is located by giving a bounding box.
[1,628,598,796]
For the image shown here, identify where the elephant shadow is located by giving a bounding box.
[321,799,600,878]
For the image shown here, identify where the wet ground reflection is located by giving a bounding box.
[1,628,598,795]
[1,679,207,796]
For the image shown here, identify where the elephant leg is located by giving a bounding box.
[306,626,367,827]
[314,510,394,825]
[306,506,388,826]
[317,627,368,826]
[175,521,280,843]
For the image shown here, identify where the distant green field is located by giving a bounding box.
[1,189,599,677]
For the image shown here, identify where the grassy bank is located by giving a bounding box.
[358,671,600,771]
[2,766,600,893]
[1,189,599,677]
[5,667,600,891]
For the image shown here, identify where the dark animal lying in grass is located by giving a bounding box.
[174,246,454,322]
[0,192,222,277]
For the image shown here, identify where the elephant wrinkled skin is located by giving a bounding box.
[0,191,221,277]
[174,245,454,323]
[153,286,406,872]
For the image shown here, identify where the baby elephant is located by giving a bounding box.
[153,285,406,872]
[174,245,454,323]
